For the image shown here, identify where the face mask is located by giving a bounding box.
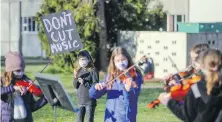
[79,59,89,68]
[115,60,128,71]
[13,71,24,78]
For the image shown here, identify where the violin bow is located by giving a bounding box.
[168,56,179,72]
[27,60,52,90]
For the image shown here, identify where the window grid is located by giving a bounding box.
[22,16,38,32]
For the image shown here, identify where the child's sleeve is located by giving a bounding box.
[73,77,80,89]
[89,75,108,99]
[0,78,15,95]
[136,72,143,94]
[167,89,198,121]
[92,68,99,85]
[30,95,48,112]
[1,85,15,95]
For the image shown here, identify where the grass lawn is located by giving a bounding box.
[1,65,181,122]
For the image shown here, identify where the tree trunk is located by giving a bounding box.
[97,0,108,72]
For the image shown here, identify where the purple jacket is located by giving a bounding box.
[1,75,48,122]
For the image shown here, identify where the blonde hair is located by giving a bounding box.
[106,47,141,87]
[201,49,222,95]
[1,72,14,87]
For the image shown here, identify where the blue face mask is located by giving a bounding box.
[115,60,128,71]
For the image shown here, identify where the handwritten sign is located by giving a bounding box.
[41,10,83,55]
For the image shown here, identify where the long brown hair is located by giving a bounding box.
[1,72,14,87]
[106,47,142,87]
[201,49,222,95]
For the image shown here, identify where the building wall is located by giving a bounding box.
[118,31,188,78]
[189,0,222,22]
[1,1,20,55]
[162,0,188,15]
[118,31,222,78]
[162,0,188,31]
[1,0,45,57]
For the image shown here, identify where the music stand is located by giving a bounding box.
[35,73,79,122]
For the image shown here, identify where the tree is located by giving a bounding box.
[104,0,166,51]
[36,0,98,73]
[36,0,166,72]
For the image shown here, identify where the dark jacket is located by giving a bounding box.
[167,80,222,122]
[1,75,48,122]
[73,68,99,105]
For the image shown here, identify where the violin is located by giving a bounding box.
[164,66,196,86]
[147,67,201,109]
[15,80,43,97]
[118,67,138,88]
[14,61,51,97]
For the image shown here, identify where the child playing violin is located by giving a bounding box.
[73,50,99,122]
[163,43,209,88]
[89,47,143,122]
[1,51,48,122]
[158,49,222,122]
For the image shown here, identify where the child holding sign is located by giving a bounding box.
[1,51,48,122]
[89,47,143,122]
[73,50,99,122]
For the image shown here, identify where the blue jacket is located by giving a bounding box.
[89,72,143,122]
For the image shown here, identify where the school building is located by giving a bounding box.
[1,0,44,57]
[163,0,222,31]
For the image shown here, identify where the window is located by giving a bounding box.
[155,52,159,55]
[164,46,168,50]
[172,64,176,67]
[212,40,215,45]
[155,63,159,66]
[172,52,176,56]
[140,40,144,43]
[147,45,152,49]
[155,40,160,44]
[139,50,144,54]
[163,69,168,73]
[208,41,211,45]
[177,15,182,22]
[172,40,177,44]
[22,16,39,32]
[163,58,168,61]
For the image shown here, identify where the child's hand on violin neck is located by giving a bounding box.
[95,83,105,91]
[13,86,27,95]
